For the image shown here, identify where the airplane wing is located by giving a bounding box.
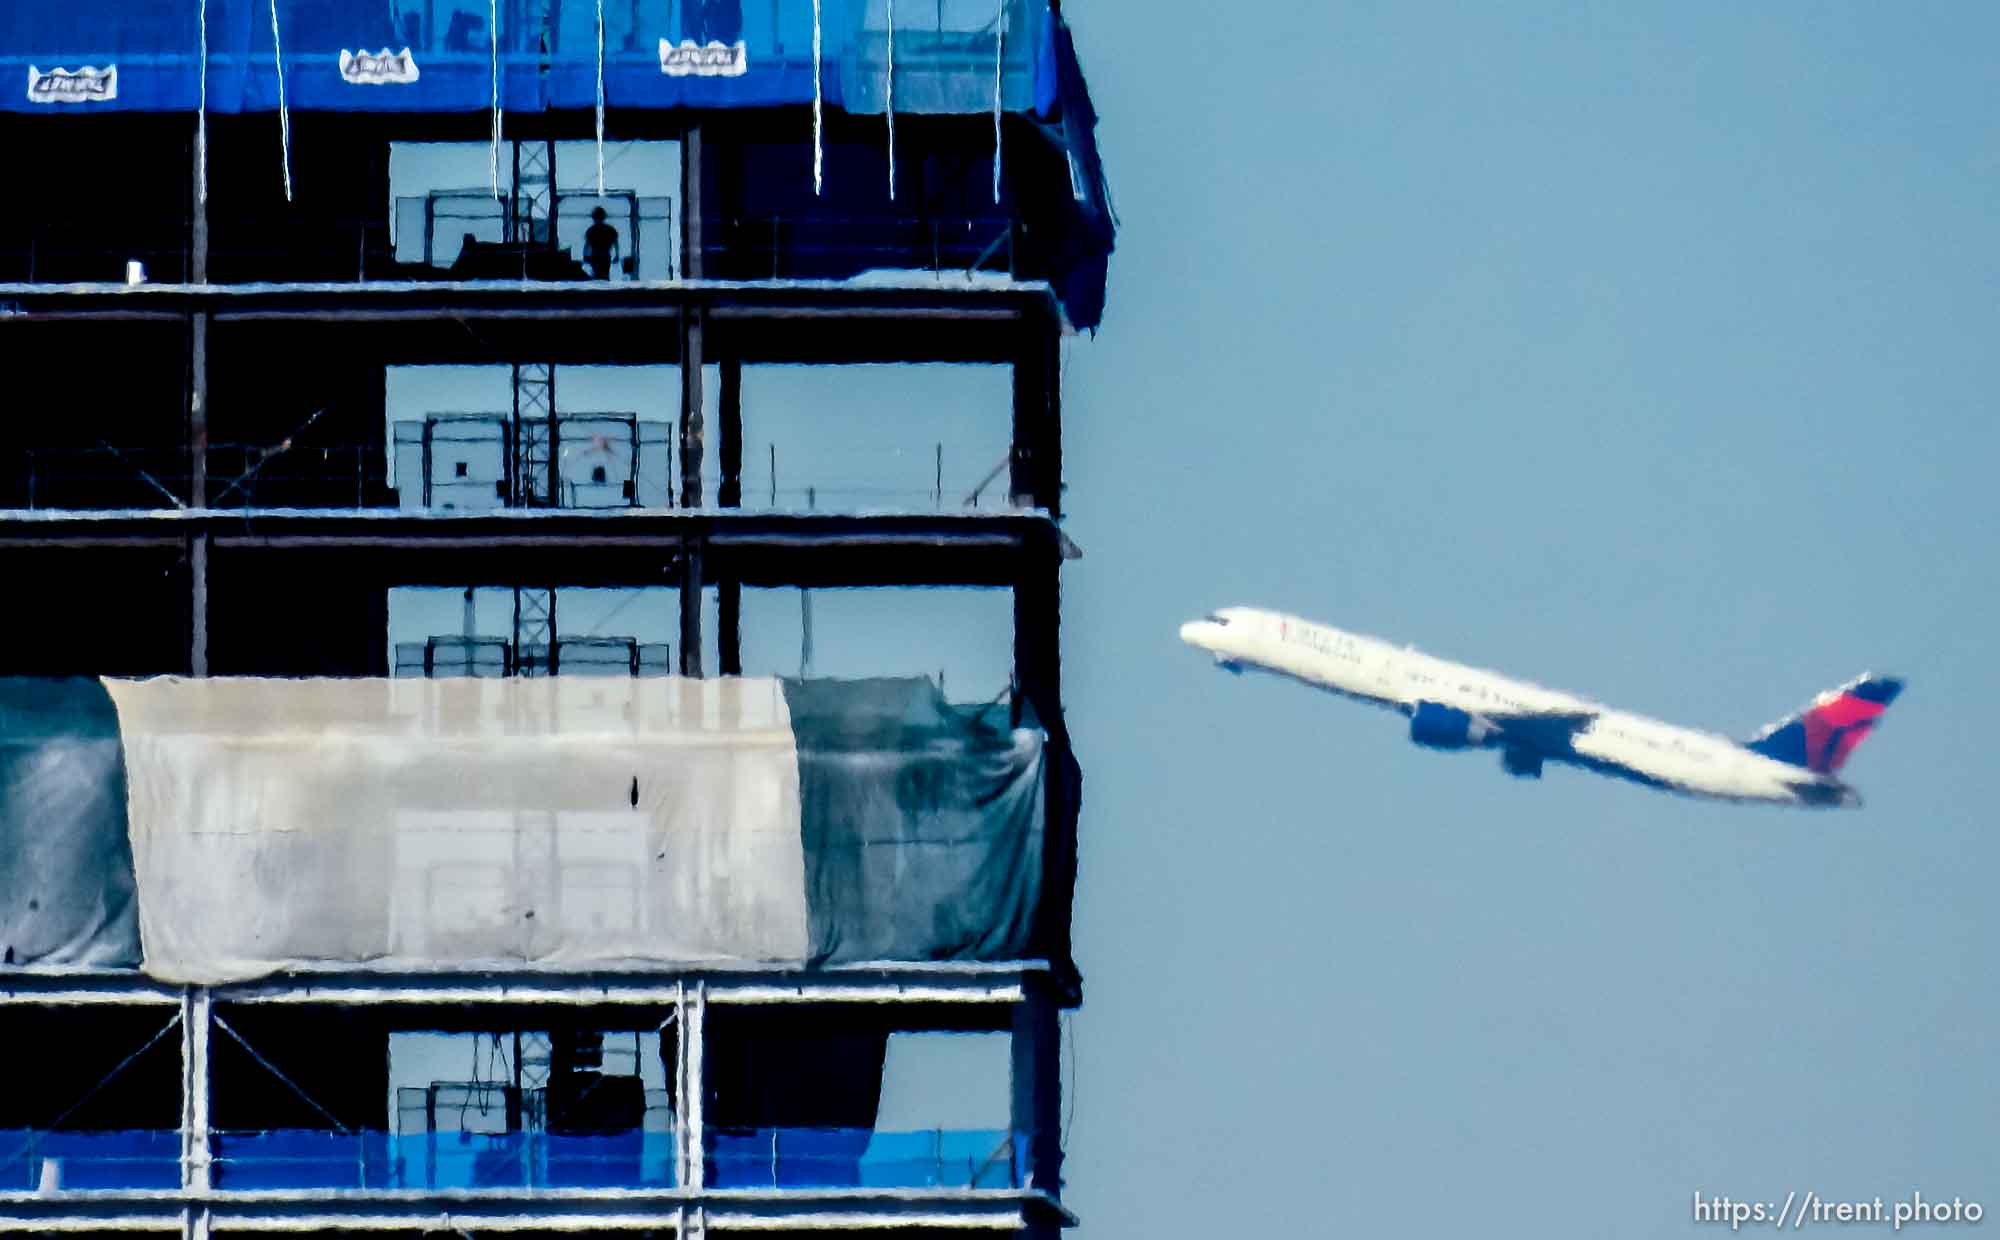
[1398,701,1597,750]
[1483,710,1597,750]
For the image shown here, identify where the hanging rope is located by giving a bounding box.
[595,0,607,195]
[488,0,501,196]
[811,0,823,196]
[197,0,208,205]
[885,0,896,199]
[270,0,292,201]
[991,0,1005,204]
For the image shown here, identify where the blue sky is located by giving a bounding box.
[1051,4,1998,1235]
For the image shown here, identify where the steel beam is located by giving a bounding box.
[0,974,180,1006]
[0,1189,1069,1233]
[0,509,1059,593]
[0,509,1053,541]
[0,965,1049,1008]
[0,279,1055,323]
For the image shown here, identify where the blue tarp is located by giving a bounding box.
[1022,8,1115,331]
[4,1127,1012,1192]
[1,0,1049,115]
[0,1130,182,1191]
[212,1130,402,1191]
[709,1127,1019,1189]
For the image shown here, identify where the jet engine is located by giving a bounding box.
[1500,747,1543,778]
[1408,701,1498,750]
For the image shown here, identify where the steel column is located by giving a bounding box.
[678,981,707,1193]
[188,119,209,677]
[717,357,741,508]
[681,121,706,508]
[681,124,703,281]
[680,539,704,677]
[1008,312,1063,516]
[717,356,742,673]
[681,309,705,508]
[1012,565,1061,722]
[179,988,212,1198]
[717,578,741,676]
[1010,980,1062,1201]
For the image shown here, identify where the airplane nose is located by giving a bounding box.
[1178,621,1207,646]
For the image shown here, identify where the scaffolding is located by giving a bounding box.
[0,966,1072,1234]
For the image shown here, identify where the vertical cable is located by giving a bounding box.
[269,0,292,201]
[197,0,208,204]
[811,0,823,196]
[885,0,896,199]
[596,0,607,195]
[991,0,1004,203]
[489,0,502,196]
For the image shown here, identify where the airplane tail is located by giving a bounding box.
[1743,673,1904,775]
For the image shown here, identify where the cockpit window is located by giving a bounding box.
[1204,612,1232,626]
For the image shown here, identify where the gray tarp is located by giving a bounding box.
[104,676,809,984]
[0,679,141,968]
[785,678,1045,966]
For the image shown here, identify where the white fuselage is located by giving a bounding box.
[1179,607,1853,806]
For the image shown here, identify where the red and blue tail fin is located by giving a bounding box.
[1744,673,1904,775]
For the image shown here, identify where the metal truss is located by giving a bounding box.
[512,361,559,508]
[508,138,559,249]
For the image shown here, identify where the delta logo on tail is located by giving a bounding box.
[1744,674,1904,776]
[1180,607,1904,808]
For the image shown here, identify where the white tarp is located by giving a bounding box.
[104,676,809,984]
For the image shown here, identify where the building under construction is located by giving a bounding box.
[0,2,1112,1236]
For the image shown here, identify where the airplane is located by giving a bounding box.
[1178,607,1903,808]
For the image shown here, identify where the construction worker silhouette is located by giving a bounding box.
[583,207,621,281]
